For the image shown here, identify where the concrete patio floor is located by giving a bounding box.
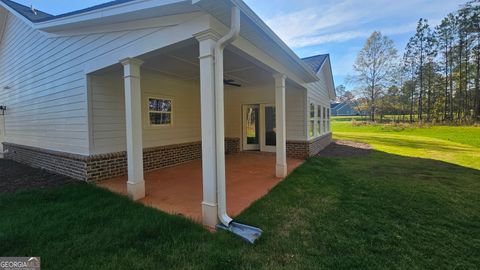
[97,152,303,223]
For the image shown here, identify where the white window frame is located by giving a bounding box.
[146,96,174,128]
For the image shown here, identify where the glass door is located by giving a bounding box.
[261,105,276,152]
[243,105,260,151]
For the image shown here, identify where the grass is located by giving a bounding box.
[1,119,479,269]
[333,116,480,170]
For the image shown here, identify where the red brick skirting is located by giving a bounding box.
[3,138,240,182]
[287,133,332,159]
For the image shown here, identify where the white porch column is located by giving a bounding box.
[274,74,287,177]
[120,58,145,201]
[196,31,220,227]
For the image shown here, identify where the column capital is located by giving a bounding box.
[273,73,287,81]
[120,57,144,67]
[194,29,222,42]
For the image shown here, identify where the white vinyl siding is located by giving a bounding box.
[0,14,180,154]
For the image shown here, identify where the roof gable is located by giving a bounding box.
[301,54,328,74]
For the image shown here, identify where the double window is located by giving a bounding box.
[148,97,172,126]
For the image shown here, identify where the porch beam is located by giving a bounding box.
[195,31,221,227]
[274,73,287,177]
[121,57,145,201]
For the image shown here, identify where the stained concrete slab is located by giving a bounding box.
[98,152,303,223]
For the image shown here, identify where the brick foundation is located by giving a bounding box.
[286,133,332,159]
[3,138,240,182]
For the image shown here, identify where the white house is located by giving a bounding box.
[0,0,335,228]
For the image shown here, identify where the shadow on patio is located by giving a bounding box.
[97,152,303,223]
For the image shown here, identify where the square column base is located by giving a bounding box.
[202,201,219,228]
[276,164,288,178]
[127,180,145,201]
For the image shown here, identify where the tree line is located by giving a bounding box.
[348,0,480,123]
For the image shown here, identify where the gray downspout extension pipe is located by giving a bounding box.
[213,6,263,244]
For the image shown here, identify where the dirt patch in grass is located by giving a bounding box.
[317,140,372,158]
[0,159,78,193]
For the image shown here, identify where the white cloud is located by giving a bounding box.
[263,0,465,48]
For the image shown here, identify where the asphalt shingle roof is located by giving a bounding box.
[301,54,329,74]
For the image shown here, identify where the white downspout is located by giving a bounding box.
[214,6,240,226]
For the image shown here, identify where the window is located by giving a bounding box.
[309,103,315,138]
[148,97,172,126]
[310,103,316,118]
[316,105,322,135]
[323,106,327,133]
[327,108,331,132]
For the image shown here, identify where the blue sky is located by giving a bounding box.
[14,0,466,88]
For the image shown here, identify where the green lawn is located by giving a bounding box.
[1,120,479,269]
[333,116,480,170]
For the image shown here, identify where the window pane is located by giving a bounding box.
[246,107,259,145]
[317,105,321,118]
[310,103,315,118]
[149,98,172,112]
[149,112,171,125]
[309,120,315,137]
[317,120,321,135]
[265,106,276,146]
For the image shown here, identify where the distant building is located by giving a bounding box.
[331,101,363,116]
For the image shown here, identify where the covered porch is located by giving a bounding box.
[85,5,313,228]
[98,152,303,222]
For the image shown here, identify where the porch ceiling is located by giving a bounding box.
[92,38,303,89]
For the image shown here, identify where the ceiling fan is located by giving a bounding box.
[224,79,242,87]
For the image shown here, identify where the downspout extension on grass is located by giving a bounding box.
[213,5,263,244]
